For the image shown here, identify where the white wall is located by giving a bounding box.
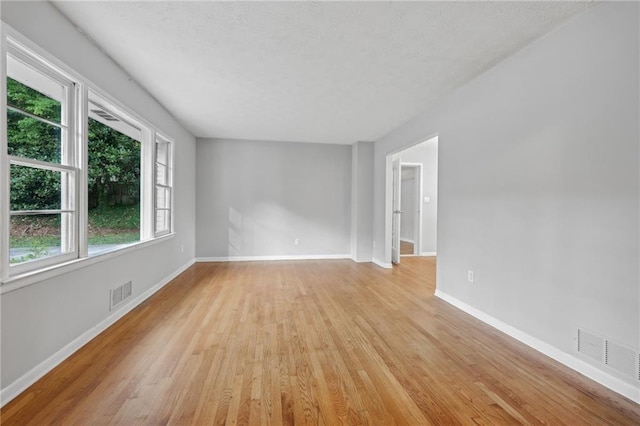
[373,2,639,394]
[0,1,196,397]
[401,139,438,253]
[196,138,351,259]
[400,168,415,242]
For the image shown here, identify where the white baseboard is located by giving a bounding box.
[350,256,373,263]
[434,290,640,404]
[420,251,437,257]
[196,254,351,262]
[0,258,196,407]
[372,257,393,269]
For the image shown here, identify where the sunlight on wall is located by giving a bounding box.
[226,203,346,257]
[228,206,243,255]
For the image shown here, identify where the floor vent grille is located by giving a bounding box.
[110,281,133,311]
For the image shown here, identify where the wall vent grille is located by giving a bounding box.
[577,329,640,381]
[123,281,132,299]
[110,281,133,311]
[577,329,604,363]
[91,109,119,122]
[605,341,636,378]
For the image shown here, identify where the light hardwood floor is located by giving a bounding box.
[400,241,414,256]
[2,258,640,425]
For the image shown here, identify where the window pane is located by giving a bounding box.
[10,164,62,211]
[88,117,141,254]
[7,77,62,124]
[156,141,168,165]
[7,109,62,163]
[155,209,169,234]
[9,213,71,264]
[154,139,172,236]
[156,186,170,209]
[155,163,168,186]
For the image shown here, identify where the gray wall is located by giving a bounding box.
[401,139,439,253]
[351,141,374,262]
[1,2,196,390]
[373,2,639,387]
[196,138,351,258]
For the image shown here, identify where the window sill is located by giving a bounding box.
[1,233,175,294]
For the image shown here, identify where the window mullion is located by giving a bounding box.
[10,210,74,215]
[140,128,154,241]
[77,85,88,258]
[8,155,76,173]
[6,106,65,130]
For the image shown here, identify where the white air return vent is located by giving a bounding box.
[577,329,604,363]
[577,328,640,380]
[123,281,132,299]
[111,286,123,308]
[110,281,133,311]
[605,340,637,379]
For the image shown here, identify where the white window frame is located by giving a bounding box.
[154,134,173,237]
[4,39,80,276]
[1,25,175,287]
[87,89,150,249]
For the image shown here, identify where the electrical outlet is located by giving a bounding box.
[294,238,299,246]
[467,270,474,283]
[180,244,184,253]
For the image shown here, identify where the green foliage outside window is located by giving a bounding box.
[87,117,141,208]
[7,78,62,210]
[7,77,141,253]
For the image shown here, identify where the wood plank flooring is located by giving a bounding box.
[2,258,640,425]
[400,241,414,255]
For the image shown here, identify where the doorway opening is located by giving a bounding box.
[400,164,422,257]
[387,136,438,265]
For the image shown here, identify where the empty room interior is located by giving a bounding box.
[1,1,639,424]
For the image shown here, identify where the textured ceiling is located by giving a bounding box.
[52,1,590,144]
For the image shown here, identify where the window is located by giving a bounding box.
[2,36,174,282]
[87,94,142,256]
[154,135,172,236]
[6,45,79,273]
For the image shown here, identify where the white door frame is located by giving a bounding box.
[385,134,438,265]
[391,157,401,264]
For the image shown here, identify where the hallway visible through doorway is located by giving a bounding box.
[400,240,414,255]
[388,135,438,264]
